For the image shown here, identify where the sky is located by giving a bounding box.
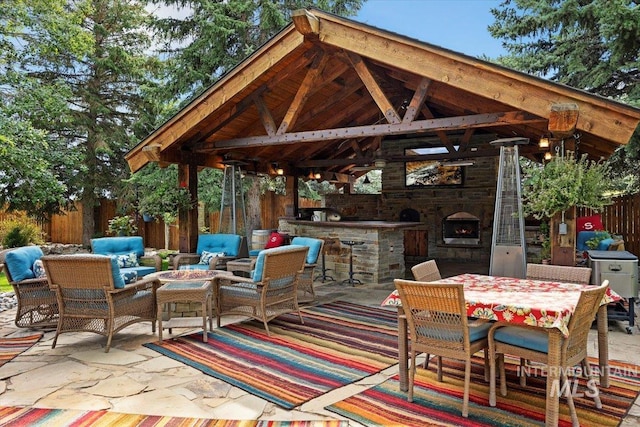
[354,0,506,58]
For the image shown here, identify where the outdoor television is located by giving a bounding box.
[404,147,464,187]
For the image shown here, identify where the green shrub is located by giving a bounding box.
[0,213,45,247]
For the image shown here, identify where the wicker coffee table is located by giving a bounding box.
[153,270,234,342]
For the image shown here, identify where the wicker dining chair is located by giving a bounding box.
[526,263,592,285]
[488,281,609,427]
[394,279,491,417]
[217,245,308,336]
[41,255,159,353]
[411,259,442,282]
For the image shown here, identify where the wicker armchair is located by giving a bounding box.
[217,245,308,336]
[526,263,591,285]
[394,279,491,417]
[290,237,324,303]
[41,255,159,353]
[3,246,58,329]
[411,259,442,282]
[488,281,609,426]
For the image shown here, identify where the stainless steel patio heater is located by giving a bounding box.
[219,160,248,236]
[489,137,529,278]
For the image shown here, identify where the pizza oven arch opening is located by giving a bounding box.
[442,212,480,245]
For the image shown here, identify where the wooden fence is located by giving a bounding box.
[4,193,636,256]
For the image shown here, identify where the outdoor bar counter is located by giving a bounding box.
[278,219,421,284]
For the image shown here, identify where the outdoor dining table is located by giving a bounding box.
[381,273,621,427]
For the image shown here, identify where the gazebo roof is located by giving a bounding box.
[126,8,640,177]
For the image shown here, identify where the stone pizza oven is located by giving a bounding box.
[442,212,480,245]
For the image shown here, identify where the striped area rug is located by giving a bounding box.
[326,356,640,427]
[0,407,348,427]
[145,301,398,409]
[0,333,43,367]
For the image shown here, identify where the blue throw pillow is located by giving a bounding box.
[199,251,225,265]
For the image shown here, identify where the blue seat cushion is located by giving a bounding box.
[252,245,306,282]
[494,326,549,353]
[196,234,242,257]
[290,237,323,264]
[417,321,491,343]
[91,236,145,258]
[5,246,44,282]
[121,266,155,278]
[248,249,261,257]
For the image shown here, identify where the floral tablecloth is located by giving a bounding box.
[382,274,620,337]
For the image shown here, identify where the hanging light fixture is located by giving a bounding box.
[272,163,284,175]
[539,134,550,149]
[544,151,553,160]
[363,174,371,184]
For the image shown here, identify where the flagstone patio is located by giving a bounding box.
[1,262,639,425]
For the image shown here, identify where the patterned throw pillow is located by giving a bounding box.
[199,251,225,265]
[32,259,47,278]
[120,270,138,284]
[113,252,139,268]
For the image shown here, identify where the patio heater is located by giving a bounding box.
[489,137,528,278]
[219,160,248,237]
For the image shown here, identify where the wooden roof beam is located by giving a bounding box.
[403,77,431,123]
[347,52,401,124]
[210,111,545,149]
[277,51,328,134]
[311,11,640,145]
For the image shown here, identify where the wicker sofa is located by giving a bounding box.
[91,236,161,279]
[173,233,246,270]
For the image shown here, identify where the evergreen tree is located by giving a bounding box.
[149,0,364,104]
[489,0,639,193]
[1,0,161,243]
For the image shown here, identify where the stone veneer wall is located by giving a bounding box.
[325,136,499,264]
[278,220,406,283]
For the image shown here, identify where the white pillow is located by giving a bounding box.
[32,259,47,278]
[199,251,225,265]
[113,252,139,268]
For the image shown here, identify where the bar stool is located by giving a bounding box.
[314,238,335,282]
[340,240,365,286]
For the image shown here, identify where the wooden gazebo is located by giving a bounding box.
[126,8,640,253]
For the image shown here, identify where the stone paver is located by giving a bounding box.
[1,269,639,425]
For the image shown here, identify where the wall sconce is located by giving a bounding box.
[307,170,321,180]
[272,163,284,175]
[544,151,553,160]
[539,135,550,149]
[314,172,321,180]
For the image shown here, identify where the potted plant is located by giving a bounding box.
[521,152,614,264]
[107,215,138,236]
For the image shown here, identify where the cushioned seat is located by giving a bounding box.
[173,234,244,270]
[217,245,309,336]
[4,246,58,328]
[91,236,161,278]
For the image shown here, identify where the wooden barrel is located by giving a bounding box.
[251,229,271,251]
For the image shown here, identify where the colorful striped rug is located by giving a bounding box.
[0,333,43,367]
[0,406,348,427]
[326,356,640,426]
[145,301,399,409]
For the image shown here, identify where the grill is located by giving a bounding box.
[588,250,638,333]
